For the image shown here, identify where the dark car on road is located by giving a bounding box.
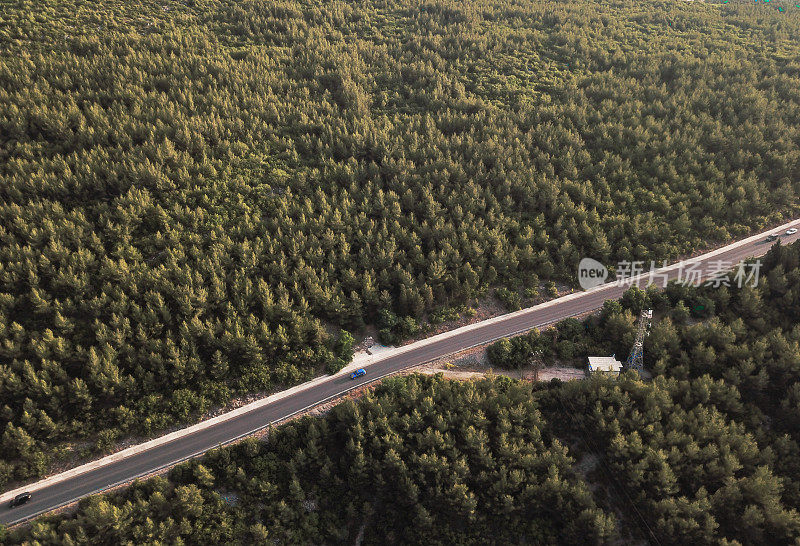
[766,234,779,242]
[350,368,366,379]
[9,492,32,508]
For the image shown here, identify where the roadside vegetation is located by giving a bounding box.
[7,241,800,544]
[522,240,800,543]
[2,0,800,487]
[5,375,615,544]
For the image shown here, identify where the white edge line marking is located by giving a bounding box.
[2,217,798,518]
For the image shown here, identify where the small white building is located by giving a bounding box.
[588,356,623,376]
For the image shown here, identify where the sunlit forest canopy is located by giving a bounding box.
[1,0,800,487]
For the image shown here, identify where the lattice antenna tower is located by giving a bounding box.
[626,309,653,374]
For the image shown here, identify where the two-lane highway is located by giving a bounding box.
[2,220,799,526]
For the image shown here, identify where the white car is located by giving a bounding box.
[787,228,799,235]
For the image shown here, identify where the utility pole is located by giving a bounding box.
[626,309,653,374]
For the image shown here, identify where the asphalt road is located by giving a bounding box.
[2,223,799,526]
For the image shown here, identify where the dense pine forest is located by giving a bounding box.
[498,239,800,544]
[3,0,800,487]
[6,375,616,544]
[7,241,800,544]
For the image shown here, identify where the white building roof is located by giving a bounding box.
[588,356,623,373]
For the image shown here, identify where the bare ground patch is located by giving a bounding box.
[406,344,587,383]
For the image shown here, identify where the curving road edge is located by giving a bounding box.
[1,218,799,526]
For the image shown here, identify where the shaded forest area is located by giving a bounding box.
[2,0,800,486]
[8,241,800,544]
[5,375,616,544]
[518,240,800,543]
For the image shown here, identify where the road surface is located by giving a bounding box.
[1,221,798,526]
